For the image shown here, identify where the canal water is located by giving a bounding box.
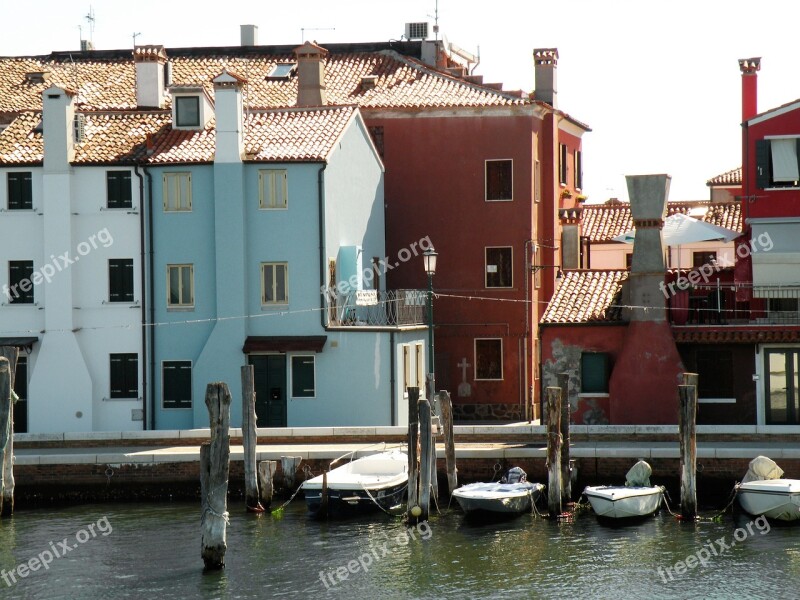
[0,499,796,599]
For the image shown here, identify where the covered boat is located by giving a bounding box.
[737,456,800,522]
[301,449,408,518]
[452,467,545,517]
[584,460,664,519]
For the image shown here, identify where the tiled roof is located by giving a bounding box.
[581,200,742,243]
[540,270,628,325]
[706,167,742,186]
[673,327,800,344]
[0,106,356,165]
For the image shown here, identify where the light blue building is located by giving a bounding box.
[146,68,426,429]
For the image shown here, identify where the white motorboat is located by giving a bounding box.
[301,449,408,518]
[736,456,800,522]
[584,460,664,519]
[583,485,664,519]
[453,467,545,517]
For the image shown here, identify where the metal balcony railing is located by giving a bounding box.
[668,282,800,326]
[327,289,427,327]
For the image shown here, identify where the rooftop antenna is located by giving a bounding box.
[300,27,335,43]
[85,6,96,44]
[133,32,141,48]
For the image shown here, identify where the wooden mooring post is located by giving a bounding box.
[0,346,17,516]
[438,391,457,494]
[407,387,420,520]
[241,365,263,512]
[678,374,698,520]
[545,386,562,517]
[557,372,571,505]
[416,396,433,523]
[257,460,277,509]
[201,382,231,570]
[280,457,302,492]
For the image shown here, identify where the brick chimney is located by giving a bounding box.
[294,41,328,107]
[608,174,684,424]
[212,70,246,162]
[533,48,558,108]
[134,45,168,109]
[739,57,761,123]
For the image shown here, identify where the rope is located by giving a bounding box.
[270,479,306,514]
[661,484,738,522]
[360,481,408,517]
[202,481,231,525]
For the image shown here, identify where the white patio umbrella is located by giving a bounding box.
[612,213,740,245]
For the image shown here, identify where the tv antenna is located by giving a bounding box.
[85,6,96,43]
[300,27,335,43]
[427,0,440,41]
[133,32,142,48]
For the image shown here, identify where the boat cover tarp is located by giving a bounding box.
[625,460,652,487]
[741,455,784,483]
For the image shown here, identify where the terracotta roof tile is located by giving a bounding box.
[73,112,172,164]
[0,111,43,164]
[540,270,628,324]
[581,201,742,243]
[706,167,742,186]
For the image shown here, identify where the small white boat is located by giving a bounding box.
[301,449,408,518]
[736,456,800,522]
[584,460,664,519]
[453,467,545,517]
[583,485,664,519]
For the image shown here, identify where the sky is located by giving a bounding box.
[3,0,800,203]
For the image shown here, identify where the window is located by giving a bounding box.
[581,352,610,393]
[559,144,568,185]
[368,126,385,159]
[475,338,503,380]
[106,171,132,209]
[167,264,194,308]
[534,159,541,203]
[695,350,734,399]
[291,356,315,398]
[756,138,800,188]
[7,172,32,210]
[403,345,412,393]
[692,251,716,268]
[163,361,192,409]
[485,159,513,201]
[258,169,288,209]
[416,343,425,391]
[261,262,288,305]
[163,173,192,211]
[267,62,297,79]
[109,259,134,303]
[175,96,200,127]
[110,353,138,399]
[13,355,27,433]
[485,247,512,288]
[768,298,799,322]
[765,349,800,424]
[574,150,583,190]
[8,260,34,304]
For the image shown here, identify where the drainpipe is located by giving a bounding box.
[134,164,147,430]
[390,330,396,426]
[318,163,328,329]
[145,166,155,430]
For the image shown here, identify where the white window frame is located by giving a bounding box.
[416,342,425,391]
[261,262,289,305]
[259,169,288,210]
[175,96,200,128]
[166,264,194,309]
[163,172,192,212]
[485,159,513,202]
[474,337,504,381]
[290,355,316,399]
[485,246,513,289]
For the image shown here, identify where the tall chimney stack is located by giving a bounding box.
[240,24,258,46]
[739,57,761,123]
[294,41,328,107]
[134,45,168,109]
[533,48,558,108]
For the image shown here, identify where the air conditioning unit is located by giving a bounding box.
[80,39,94,52]
[405,22,429,40]
[73,114,85,143]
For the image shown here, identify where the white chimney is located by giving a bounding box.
[134,45,168,109]
[42,85,76,171]
[241,24,258,46]
[294,41,328,107]
[213,70,246,162]
[533,48,558,108]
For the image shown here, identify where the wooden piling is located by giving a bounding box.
[0,347,16,517]
[438,391,457,494]
[681,372,699,388]
[280,456,301,491]
[0,357,10,517]
[557,372,571,505]
[257,460,277,509]
[407,387,420,519]
[241,365,262,512]
[428,379,438,504]
[417,397,432,523]
[678,383,698,520]
[545,386,562,517]
[201,382,231,570]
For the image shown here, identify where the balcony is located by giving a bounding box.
[327,289,427,328]
[668,283,800,326]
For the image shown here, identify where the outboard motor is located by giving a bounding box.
[502,467,527,484]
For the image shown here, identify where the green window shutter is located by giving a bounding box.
[163,361,192,409]
[8,173,32,210]
[581,353,609,393]
[292,356,315,397]
[755,139,771,189]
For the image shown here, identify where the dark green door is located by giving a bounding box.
[249,355,287,427]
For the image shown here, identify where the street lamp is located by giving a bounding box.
[422,247,438,401]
